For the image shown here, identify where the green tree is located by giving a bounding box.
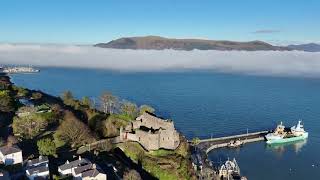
[32,92,43,100]
[13,86,28,97]
[61,90,74,105]
[191,137,201,145]
[139,104,155,115]
[12,112,56,139]
[13,106,57,139]
[103,114,129,137]
[120,101,138,119]
[0,90,15,112]
[81,96,93,108]
[37,138,57,157]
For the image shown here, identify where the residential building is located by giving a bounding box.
[58,157,106,180]
[73,163,106,180]
[0,146,23,165]
[58,157,91,176]
[25,156,50,180]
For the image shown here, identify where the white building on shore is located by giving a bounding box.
[0,146,23,165]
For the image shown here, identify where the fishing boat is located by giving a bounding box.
[265,121,308,144]
[227,139,243,148]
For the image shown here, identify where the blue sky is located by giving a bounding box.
[0,0,319,44]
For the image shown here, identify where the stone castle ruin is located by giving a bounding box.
[120,112,180,151]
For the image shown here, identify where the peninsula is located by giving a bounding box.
[0,73,195,180]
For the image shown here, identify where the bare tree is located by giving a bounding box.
[123,169,142,180]
[54,111,95,148]
[100,91,118,114]
[7,135,18,146]
[120,100,138,118]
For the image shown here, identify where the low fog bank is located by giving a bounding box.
[0,44,320,77]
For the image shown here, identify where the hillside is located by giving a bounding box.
[287,43,320,52]
[94,36,289,51]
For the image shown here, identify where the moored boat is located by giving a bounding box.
[265,121,308,144]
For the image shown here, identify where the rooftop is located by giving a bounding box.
[58,157,90,171]
[27,156,49,166]
[26,164,49,176]
[82,168,104,178]
[74,163,95,175]
[0,146,21,155]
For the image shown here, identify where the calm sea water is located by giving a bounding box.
[10,67,320,179]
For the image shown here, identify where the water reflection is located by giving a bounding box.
[266,139,308,155]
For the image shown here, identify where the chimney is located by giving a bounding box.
[79,156,82,160]
[92,163,97,169]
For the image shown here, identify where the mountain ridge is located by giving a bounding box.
[94,36,290,51]
[287,43,320,52]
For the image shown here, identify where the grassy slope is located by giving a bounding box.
[118,137,195,180]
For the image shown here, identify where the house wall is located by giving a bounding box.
[159,130,180,150]
[2,151,23,165]
[58,168,72,176]
[26,171,49,180]
[124,129,180,150]
[135,130,160,150]
[83,173,107,180]
[134,113,175,130]
[0,152,4,163]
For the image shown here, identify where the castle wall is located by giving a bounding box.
[121,112,180,151]
[134,113,175,130]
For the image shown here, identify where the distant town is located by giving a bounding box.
[0,66,40,74]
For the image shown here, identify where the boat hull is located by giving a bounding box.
[266,132,308,144]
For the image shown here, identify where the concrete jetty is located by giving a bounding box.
[197,130,269,153]
[191,130,270,179]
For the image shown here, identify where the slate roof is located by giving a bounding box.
[82,168,104,178]
[58,158,90,171]
[73,163,94,175]
[27,156,48,166]
[0,146,21,155]
[26,164,49,176]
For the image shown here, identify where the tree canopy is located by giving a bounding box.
[12,111,57,139]
[120,101,138,119]
[0,90,15,112]
[123,169,142,180]
[100,91,118,114]
[139,104,155,115]
[54,111,95,148]
[37,138,57,157]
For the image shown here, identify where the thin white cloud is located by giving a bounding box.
[0,44,320,77]
[253,29,281,34]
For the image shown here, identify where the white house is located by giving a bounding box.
[81,168,107,180]
[25,156,50,180]
[73,163,107,180]
[58,157,91,176]
[0,146,23,165]
[58,157,106,180]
